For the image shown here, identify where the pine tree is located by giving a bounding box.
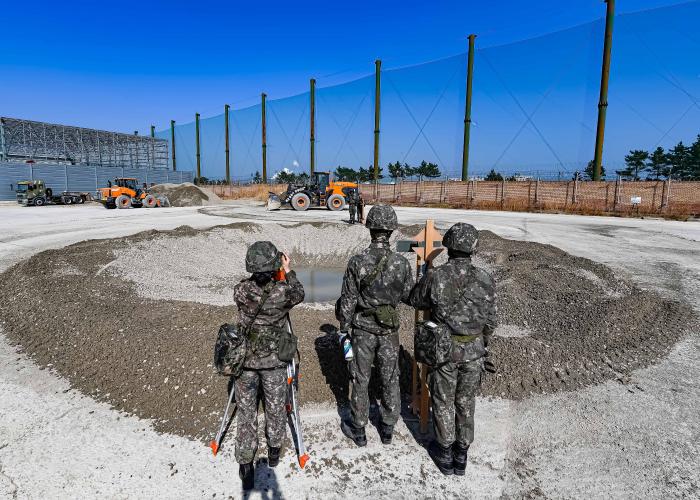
[667,141,691,179]
[485,169,503,181]
[252,171,262,184]
[387,161,404,180]
[646,147,669,180]
[584,160,606,180]
[618,150,649,180]
[688,135,700,180]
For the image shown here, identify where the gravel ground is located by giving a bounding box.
[0,222,694,444]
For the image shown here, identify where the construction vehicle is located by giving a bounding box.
[15,179,88,206]
[267,171,357,211]
[97,177,168,209]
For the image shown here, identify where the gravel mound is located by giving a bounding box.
[149,182,223,207]
[0,223,695,441]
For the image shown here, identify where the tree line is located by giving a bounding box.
[615,135,700,181]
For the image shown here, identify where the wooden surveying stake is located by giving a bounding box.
[398,219,443,434]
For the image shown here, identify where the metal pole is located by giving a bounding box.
[373,59,381,181]
[170,120,177,171]
[593,0,615,181]
[462,34,476,182]
[310,78,316,175]
[225,104,231,184]
[261,93,267,183]
[195,112,201,180]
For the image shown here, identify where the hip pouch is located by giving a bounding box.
[277,327,298,362]
[414,321,453,367]
[369,304,400,331]
[214,323,248,377]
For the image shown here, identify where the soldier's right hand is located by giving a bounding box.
[281,252,291,273]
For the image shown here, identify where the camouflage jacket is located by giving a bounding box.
[344,188,359,205]
[410,257,497,360]
[234,271,305,369]
[336,235,414,335]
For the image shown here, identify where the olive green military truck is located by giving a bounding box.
[15,179,88,206]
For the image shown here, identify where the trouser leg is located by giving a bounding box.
[349,332,377,428]
[235,369,260,463]
[454,359,482,447]
[260,367,288,449]
[429,361,458,447]
[374,332,400,427]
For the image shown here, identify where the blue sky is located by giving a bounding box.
[2,0,699,177]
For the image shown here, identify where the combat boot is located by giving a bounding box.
[341,420,367,447]
[379,423,393,445]
[428,441,454,475]
[453,443,469,476]
[239,463,254,491]
[268,447,281,468]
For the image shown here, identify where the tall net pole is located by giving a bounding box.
[593,0,615,181]
[170,120,177,171]
[310,78,316,176]
[195,112,201,180]
[225,104,231,184]
[462,34,477,182]
[373,59,382,181]
[261,93,267,183]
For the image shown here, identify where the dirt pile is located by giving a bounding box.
[0,223,695,441]
[149,182,223,207]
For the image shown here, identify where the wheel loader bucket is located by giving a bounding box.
[266,192,282,211]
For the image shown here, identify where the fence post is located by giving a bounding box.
[472,179,477,202]
[573,177,578,203]
[613,176,620,211]
[535,178,540,205]
[661,178,671,211]
[501,179,506,204]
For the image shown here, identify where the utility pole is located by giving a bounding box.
[593,0,615,181]
[373,59,382,181]
[462,34,477,182]
[150,125,155,138]
[225,104,231,184]
[310,78,316,175]
[195,112,201,180]
[170,120,177,171]
[261,93,267,183]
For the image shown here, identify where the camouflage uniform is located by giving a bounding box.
[336,206,414,430]
[345,188,359,224]
[232,242,305,464]
[409,224,496,450]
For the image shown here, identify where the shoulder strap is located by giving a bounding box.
[243,280,275,333]
[360,251,390,291]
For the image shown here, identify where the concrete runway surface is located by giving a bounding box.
[0,201,698,499]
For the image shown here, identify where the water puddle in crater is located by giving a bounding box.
[294,267,345,303]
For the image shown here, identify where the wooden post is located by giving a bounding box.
[406,220,444,434]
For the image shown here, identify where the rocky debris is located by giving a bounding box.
[149,183,223,207]
[0,223,695,442]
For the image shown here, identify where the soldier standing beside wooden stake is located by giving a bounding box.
[410,223,497,475]
[336,205,414,446]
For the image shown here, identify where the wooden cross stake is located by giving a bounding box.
[398,219,443,434]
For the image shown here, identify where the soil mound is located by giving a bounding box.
[0,223,695,441]
[150,182,223,207]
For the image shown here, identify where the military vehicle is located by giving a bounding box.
[15,179,88,206]
[267,171,357,211]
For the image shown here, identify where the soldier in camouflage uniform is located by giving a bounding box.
[409,223,497,476]
[344,187,359,224]
[233,241,304,490]
[336,204,414,446]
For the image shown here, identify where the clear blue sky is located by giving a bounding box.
[2,0,698,177]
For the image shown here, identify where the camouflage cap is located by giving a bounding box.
[442,223,479,254]
[245,241,281,273]
[365,204,398,231]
